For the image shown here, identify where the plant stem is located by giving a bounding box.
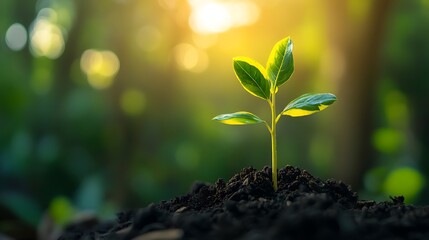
[270,91,278,191]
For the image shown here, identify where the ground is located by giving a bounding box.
[59,166,429,240]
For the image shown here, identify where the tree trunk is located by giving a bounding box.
[326,0,394,189]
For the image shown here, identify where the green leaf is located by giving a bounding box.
[266,37,294,87]
[282,93,337,117]
[233,57,270,100]
[213,111,265,125]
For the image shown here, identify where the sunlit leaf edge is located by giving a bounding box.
[282,93,337,117]
[233,57,270,100]
[266,36,294,87]
[212,111,265,125]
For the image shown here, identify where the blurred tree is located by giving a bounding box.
[326,0,394,188]
[102,1,188,205]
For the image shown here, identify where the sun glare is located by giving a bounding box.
[188,0,260,34]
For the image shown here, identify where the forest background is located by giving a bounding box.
[1,0,429,232]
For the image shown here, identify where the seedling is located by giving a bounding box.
[213,37,337,191]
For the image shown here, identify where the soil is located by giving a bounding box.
[59,166,429,240]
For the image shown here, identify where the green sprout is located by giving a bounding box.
[213,37,337,191]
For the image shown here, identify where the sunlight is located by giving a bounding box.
[80,49,120,89]
[189,2,231,34]
[188,0,260,34]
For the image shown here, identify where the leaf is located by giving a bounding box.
[266,37,294,87]
[282,93,337,117]
[213,111,265,125]
[233,57,270,100]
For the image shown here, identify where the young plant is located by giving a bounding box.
[213,37,337,191]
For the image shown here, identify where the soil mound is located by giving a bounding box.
[59,166,429,240]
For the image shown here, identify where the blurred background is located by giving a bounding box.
[1,0,429,238]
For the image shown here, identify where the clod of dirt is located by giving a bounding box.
[59,166,429,240]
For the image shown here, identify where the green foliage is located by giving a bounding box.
[213,37,337,190]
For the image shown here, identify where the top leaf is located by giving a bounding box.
[233,57,270,100]
[266,37,294,88]
[282,93,337,117]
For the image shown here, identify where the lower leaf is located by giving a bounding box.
[213,111,265,125]
[282,93,337,117]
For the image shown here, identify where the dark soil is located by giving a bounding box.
[60,166,429,240]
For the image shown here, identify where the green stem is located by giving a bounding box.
[270,92,278,191]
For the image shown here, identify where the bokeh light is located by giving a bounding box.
[80,49,120,89]
[174,43,209,73]
[29,8,65,59]
[48,196,75,226]
[383,167,425,202]
[5,23,28,51]
[372,128,404,154]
